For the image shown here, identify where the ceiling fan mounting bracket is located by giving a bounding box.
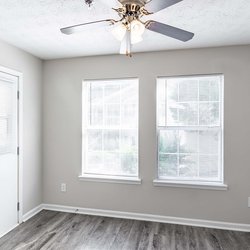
[118,0,146,7]
[113,2,147,25]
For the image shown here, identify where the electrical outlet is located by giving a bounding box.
[248,197,250,208]
[61,183,67,192]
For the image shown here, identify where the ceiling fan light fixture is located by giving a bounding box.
[130,19,145,37]
[111,23,127,41]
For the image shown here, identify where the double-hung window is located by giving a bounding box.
[156,75,224,186]
[81,78,139,183]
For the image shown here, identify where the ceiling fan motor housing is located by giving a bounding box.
[125,3,141,14]
[116,0,149,24]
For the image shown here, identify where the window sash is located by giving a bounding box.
[157,75,223,128]
[157,127,222,182]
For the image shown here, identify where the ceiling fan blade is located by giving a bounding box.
[61,19,115,35]
[146,21,194,42]
[146,0,183,13]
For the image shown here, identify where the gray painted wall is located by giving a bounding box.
[42,45,249,224]
[0,40,43,214]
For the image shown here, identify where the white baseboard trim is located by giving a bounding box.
[0,224,19,239]
[22,204,44,222]
[43,203,250,232]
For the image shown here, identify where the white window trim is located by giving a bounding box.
[153,179,228,190]
[79,174,141,185]
[81,78,140,184]
[155,74,226,189]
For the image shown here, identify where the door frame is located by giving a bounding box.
[0,65,23,224]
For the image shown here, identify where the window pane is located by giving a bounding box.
[179,103,198,126]
[120,130,137,153]
[103,152,121,174]
[179,154,198,177]
[104,83,120,104]
[104,104,120,126]
[103,130,119,151]
[166,80,178,102]
[90,104,103,126]
[199,155,219,179]
[89,84,103,104]
[158,103,166,126]
[159,130,178,153]
[121,153,137,175]
[121,82,137,104]
[87,130,102,151]
[179,130,198,153]
[159,154,178,177]
[179,80,198,102]
[199,130,220,155]
[121,104,137,127]
[199,80,210,101]
[210,82,220,101]
[166,105,178,126]
[157,80,166,126]
[199,102,220,126]
[199,79,220,101]
[86,153,103,172]
[210,103,220,125]
[199,103,209,125]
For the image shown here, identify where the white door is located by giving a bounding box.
[0,71,18,237]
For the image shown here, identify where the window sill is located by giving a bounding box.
[79,174,142,185]
[153,179,228,190]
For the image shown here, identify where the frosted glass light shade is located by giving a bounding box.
[130,20,145,37]
[112,23,127,41]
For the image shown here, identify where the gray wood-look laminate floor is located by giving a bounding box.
[0,210,249,250]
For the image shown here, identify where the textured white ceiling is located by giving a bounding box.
[0,0,249,59]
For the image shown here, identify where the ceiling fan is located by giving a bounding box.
[60,0,194,56]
